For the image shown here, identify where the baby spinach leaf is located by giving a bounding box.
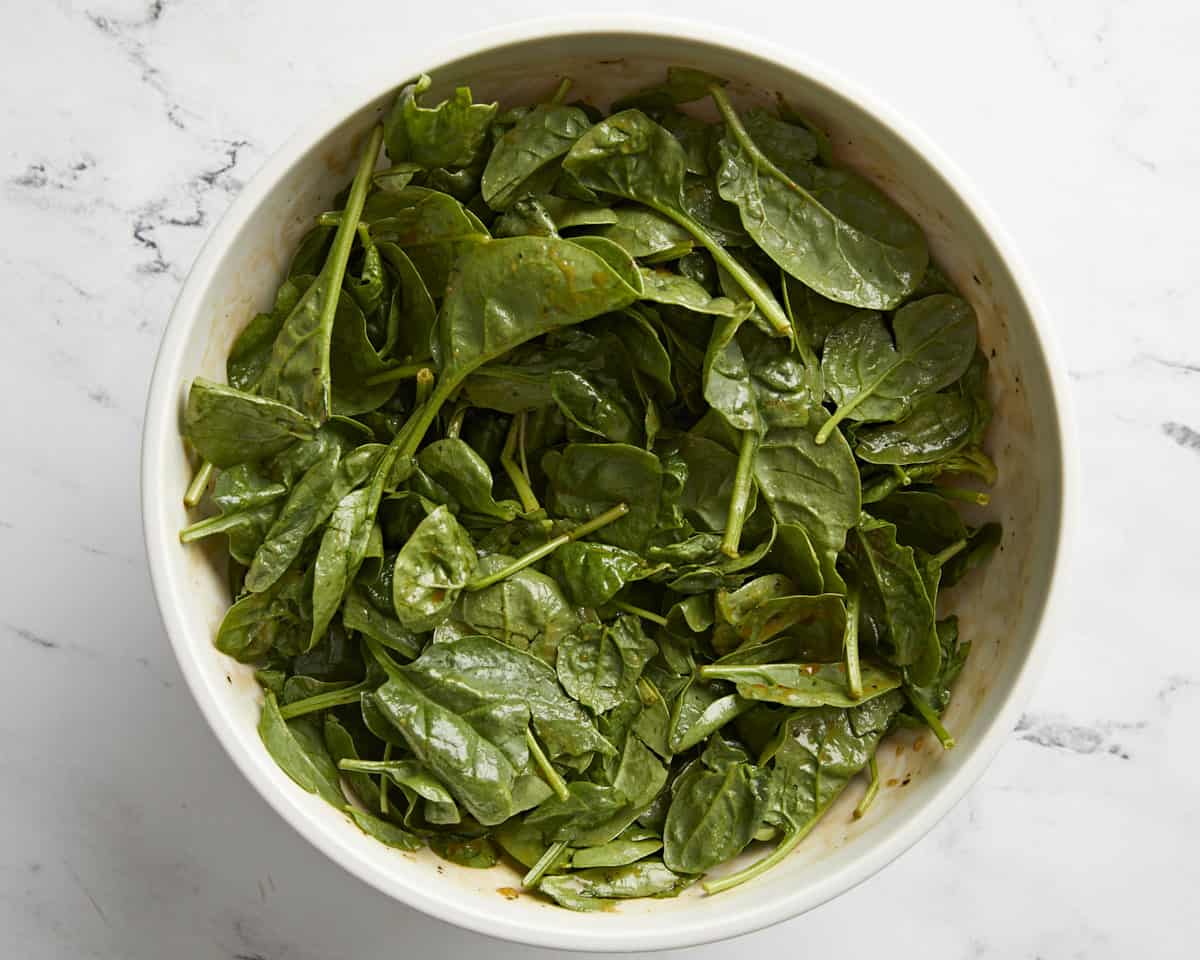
[663,755,771,873]
[545,443,663,551]
[328,294,397,415]
[818,294,977,440]
[638,267,743,316]
[867,489,968,554]
[545,541,654,608]
[538,860,692,911]
[550,369,641,445]
[597,207,694,260]
[850,516,938,684]
[258,691,344,806]
[342,582,422,659]
[384,74,497,170]
[184,378,315,467]
[854,392,973,464]
[556,616,657,713]
[377,243,436,360]
[227,277,308,391]
[751,414,860,588]
[215,569,307,662]
[390,504,477,631]
[429,835,499,869]
[712,86,927,311]
[258,126,383,422]
[346,808,423,851]
[668,679,753,753]
[563,110,792,336]
[699,661,901,707]
[612,66,729,112]
[457,558,580,660]
[482,104,592,210]
[571,837,662,869]
[416,438,520,521]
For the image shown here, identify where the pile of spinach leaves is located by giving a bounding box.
[179,67,1000,911]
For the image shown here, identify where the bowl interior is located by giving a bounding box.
[144,26,1067,951]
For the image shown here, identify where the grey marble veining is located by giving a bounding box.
[2,1,1197,957]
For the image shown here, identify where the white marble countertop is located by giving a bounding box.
[2,1,1196,957]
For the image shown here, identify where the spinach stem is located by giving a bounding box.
[549,77,572,105]
[179,511,247,543]
[414,367,435,406]
[926,538,969,571]
[702,817,820,895]
[894,464,912,486]
[364,362,429,387]
[397,375,461,458]
[937,486,990,506]
[379,742,392,815]
[777,267,820,373]
[525,728,570,801]
[906,688,956,749]
[464,503,629,591]
[566,502,631,540]
[277,681,368,719]
[523,839,570,888]
[445,403,468,440]
[183,460,214,508]
[661,205,793,337]
[853,755,880,819]
[844,583,864,700]
[721,429,759,557]
[500,413,541,513]
[612,600,668,627]
[517,411,532,484]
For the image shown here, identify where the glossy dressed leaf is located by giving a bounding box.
[384,74,497,169]
[342,582,422,659]
[550,369,641,445]
[867,490,968,554]
[663,758,771,873]
[557,617,657,713]
[416,438,519,521]
[538,861,691,911]
[438,236,642,386]
[545,541,653,608]
[751,414,860,586]
[323,714,380,810]
[482,104,592,209]
[346,808,423,851]
[391,505,477,631]
[430,835,499,868]
[401,635,613,761]
[545,443,664,551]
[571,838,662,869]
[668,679,752,753]
[227,277,307,392]
[714,92,927,309]
[377,243,436,360]
[183,379,314,467]
[638,267,743,317]
[597,207,694,260]
[457,558,580,660]
[258,692,344,806]
[258,128,381,421]
[855,392,973,464]
[701,661,900,707]
[850,517,938,683]
[612,66,729,113]
[310,487,373,648]
[215,569,307,662]
[821,294,977,426]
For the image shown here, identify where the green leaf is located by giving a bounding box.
[819,294,977,434]
[390,505,478,631]
[545,541,654,608]
[663,757,771,873]
[854,392,974,464]
[416,438,520,521]
[346,808,423,851]
[538,860,692,910]
[342,582,422,659]
[258,127,383,421]
[700,661,901,707]
[556,616,657,713]
[457,558,580,661]
[482,104,592,209]
[384,74,498,169]
[257,692,344,806]
[850,516,938,683]
[571,837,662,869]
[545,443,664,552]
[612,66,729,112]
[712,87,927,310]
[183,379,315,467]
[215,569,307,662]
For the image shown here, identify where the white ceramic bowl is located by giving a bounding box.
[141,16,1075,952]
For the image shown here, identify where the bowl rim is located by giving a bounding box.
[141,13,1077,952]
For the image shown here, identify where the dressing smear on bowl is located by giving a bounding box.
[176,66,1000,911]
